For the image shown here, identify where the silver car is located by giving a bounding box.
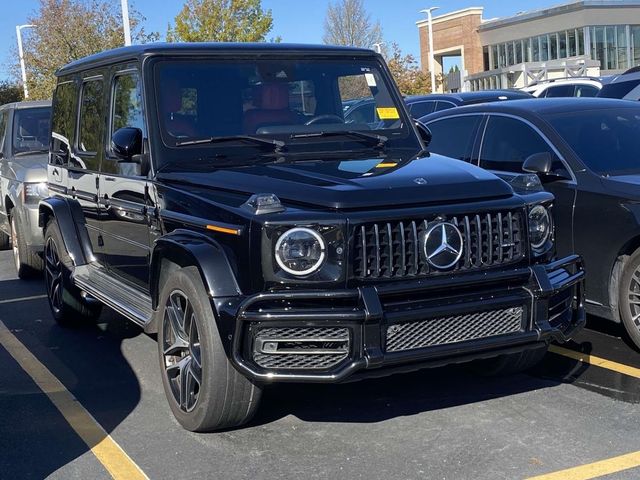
[0,100,51,278]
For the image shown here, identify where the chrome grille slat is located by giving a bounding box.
[353,210,525,280]
[385,307,524,352]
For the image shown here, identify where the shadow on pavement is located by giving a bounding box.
[0,277,143,479]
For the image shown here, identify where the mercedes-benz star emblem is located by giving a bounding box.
[423,222,464,270]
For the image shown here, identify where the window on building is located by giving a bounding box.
[559,31,567,58]
[617,25,629,70]
[592,26,606,68]
[532,36,540,62]
[515,40,523,64]
[550,33,559,60]
[507,42,515,66]
[540,35,549,61]
[577,27,584,55]
[568,29,577,57]
[498,43,506,68]
[483,46,490,71]
[606,26,617,69]
[633,26,640,66]
[491,45,498,70]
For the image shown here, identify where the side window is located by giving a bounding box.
[409,101,435,119]
[427,115,482,162]
[575,85,599,97]
[111,73,144,135]
[50,81,77,165]
[543,85,574,98]
[480,116,557,172]
[78,79,104,155]
[0,110,8,154]
[346,103,377,124]
[434,101,455,112]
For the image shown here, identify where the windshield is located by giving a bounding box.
[153,57,412,155]
[547,107,640,175]
[12,107,51,155]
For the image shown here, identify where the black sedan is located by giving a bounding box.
[420,98,640,348]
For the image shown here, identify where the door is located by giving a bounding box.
[477,114,577,257]
[49,81,77,198]
[67,76,104,252]
[98,68,151,289]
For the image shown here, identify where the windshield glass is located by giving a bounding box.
[154,58,410,149]
[12,107,51,155]
[547,107,640,175]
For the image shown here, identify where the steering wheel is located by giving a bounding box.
[304,114,345,126]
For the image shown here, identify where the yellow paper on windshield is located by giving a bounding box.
[376,107,400,120]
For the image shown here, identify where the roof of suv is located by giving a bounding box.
[421,97,638,122]
[57,42,377,76]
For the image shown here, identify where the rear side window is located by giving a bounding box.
[409,101,435,118]
[0,110,8,153]
[51,81,77,165]
[427,115,482,162]
[434,101,455,112]
[479,116,555,172]
[543,85,574,98]
[78,79,104,154]
[575,85,599,97]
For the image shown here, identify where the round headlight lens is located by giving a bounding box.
[528,205,551,249]
[275,227,326,276]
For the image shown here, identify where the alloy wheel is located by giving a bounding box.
[628,268,640,331]
[44,237,63,314]
[162,290,203,413]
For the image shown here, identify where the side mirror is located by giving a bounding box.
[415,120,432,147]
[523,151,571,183]
[111,127,142,162]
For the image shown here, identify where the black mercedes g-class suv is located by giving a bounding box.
[42,43,585,432]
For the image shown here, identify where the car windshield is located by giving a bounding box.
[547,107,640,176]
[12,107,51,155]
[154,57,409,150]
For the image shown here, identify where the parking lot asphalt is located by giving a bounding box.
[1,250,640,480]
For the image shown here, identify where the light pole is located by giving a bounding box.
[16,24,35,100]
[372,42,385,55]
[420,7,439,93]
[121,0,132,46]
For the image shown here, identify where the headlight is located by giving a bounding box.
[275,227,326,276]
[23,182,48,204]
[528,205,551,250]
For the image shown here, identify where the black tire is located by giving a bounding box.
[619,249,640,350]
[157,266,262,432]
[471,345,549,376]
[43,220,102,326]
[11,212,43,279]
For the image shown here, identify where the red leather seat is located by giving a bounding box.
[161,83,197,138]
[244,83,300,134]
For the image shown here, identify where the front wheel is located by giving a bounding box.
[618,249,640,350]
[157,266,262,432]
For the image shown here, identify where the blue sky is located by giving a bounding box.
[0,0,563,81]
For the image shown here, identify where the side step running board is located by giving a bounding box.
[73,264,154,329]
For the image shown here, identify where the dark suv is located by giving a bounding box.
[42,43,585,431]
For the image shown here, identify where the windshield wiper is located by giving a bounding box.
[289,130,388,149]
[175,135,285,152]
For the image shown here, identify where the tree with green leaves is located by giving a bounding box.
[322,0,383,49]
[13,0,158,100]
[0,82,23,105]
[167,0,275,43]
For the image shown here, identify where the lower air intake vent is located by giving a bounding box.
[385,307,524,352]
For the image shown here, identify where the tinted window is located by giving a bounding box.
[548,107,640,175]
[51,81,77,165]
[599,79,640,100]
[544,85,574,97]
[480,116,554,172]
[409,101,435,118]
[345,102,377,124]
[434,101,455,112]
[575,85,599,97]
[12,107,51,154]
[0,110,8,153]
[78,79,104,153]
[112,73,144,134]
[427,115,482,161]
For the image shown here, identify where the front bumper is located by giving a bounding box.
[229,255,585,383]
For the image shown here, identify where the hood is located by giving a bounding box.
[7,153,48,183]
[158,154,514,210]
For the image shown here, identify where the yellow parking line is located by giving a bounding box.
[526,451,640,479]
[0,320,148,480]
[549,344,640,378]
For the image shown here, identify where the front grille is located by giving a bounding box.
[385,307,524,352]
[252,327,350,370]
[353,210,525,280]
